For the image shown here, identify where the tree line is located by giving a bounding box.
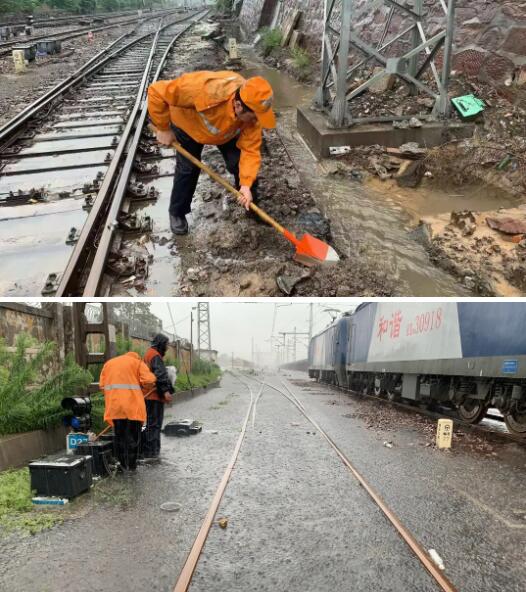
[0,0,161,17]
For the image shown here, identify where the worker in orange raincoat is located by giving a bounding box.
[147,71,276,235]
[99,351,156,472]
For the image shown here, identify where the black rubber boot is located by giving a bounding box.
[170,214,188,235]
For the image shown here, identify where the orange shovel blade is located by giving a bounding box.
[293,233,340,266]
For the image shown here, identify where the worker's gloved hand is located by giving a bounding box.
[164,392,173,403]
[156,128,176,146]
[238,185,253,210]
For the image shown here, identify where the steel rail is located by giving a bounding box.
[0,33,130,146]
[247,375,459,592]
[0,10,186,146]
[0,8,142,29]
[0,9,178,56]
[56,10,207,296]
[172,372,254,592]
[81,9,208,295]
[312,377,526,446]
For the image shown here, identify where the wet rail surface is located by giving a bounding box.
[0,9,207,296]
[173,372,459,592]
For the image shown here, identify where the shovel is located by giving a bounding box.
[150,126,339,266]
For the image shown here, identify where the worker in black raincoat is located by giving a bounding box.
[142,334,175,458]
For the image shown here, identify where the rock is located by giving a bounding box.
[240,278,252,290]
[409,117,422,128]
[285,177,300,189]
[395,160,425,188]
[187,268,200,281]
[486,216,526,235]
[276,274,307,295]
[296,211,331,240]
[369,67,396,93]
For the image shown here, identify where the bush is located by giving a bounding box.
[215,0,232,13]
[291,46,311,80]
[0,335,93,436]
[260,27,282,57]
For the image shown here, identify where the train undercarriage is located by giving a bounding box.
[309,369,526,437]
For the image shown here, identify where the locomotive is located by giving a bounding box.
[308,302,526,437]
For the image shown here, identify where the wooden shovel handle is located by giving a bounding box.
[149,124,286,235]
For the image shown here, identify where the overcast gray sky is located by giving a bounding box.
[150,301,358,362]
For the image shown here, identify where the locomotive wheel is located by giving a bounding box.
[457,399,487,424]
[504,410,526,437]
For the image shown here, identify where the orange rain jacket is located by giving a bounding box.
[99,352,156,424]
[147,71,262,188]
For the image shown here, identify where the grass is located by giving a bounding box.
[0,468,62,536]
[260,27,283,56]
[0,334,93,436]
[290,46,311,80]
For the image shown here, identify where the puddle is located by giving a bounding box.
[239,50,471,295]
[241,50,312,110]
[368,178,525,223]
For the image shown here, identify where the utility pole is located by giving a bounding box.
[190,310,193,372]
[279,329,310,363]
[197,302,211,358]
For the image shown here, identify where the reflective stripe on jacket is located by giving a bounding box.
[147,71,262,187]
[99,352,156,424]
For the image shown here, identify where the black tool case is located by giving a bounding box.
[75,440,113,477]
[29,454,92,498]
[163,420,202,436]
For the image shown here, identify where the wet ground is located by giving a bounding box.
[2,371,525,592]
[109,38,477,297]
[110,32,398,297]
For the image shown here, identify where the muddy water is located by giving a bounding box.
[372,178,524,223]
[243,55,468,295]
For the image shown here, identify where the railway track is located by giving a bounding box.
[0,8,208,297]
[303,375,526,446]
[0,8,139,30]
[171,372,459,592]
[0,9,178,57]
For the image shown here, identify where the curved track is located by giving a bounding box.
[170,371,460,592]
[0,9,208,296]
[0,9,177,57]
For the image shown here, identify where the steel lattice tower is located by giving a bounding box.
[197,302,212,357]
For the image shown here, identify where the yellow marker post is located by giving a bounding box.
[436,418,453,449]
[12,50,26,73]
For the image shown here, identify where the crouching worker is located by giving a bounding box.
[142,334,175,459]
[99,351,156,472]
[147,71,276,235]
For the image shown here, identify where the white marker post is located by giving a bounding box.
[228,38,238,60]
[436,418,453,449]
[12,49,26,73]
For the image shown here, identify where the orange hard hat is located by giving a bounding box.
[239,77,276,129]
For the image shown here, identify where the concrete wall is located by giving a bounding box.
[239,0,526,86]
[0,426,67,471]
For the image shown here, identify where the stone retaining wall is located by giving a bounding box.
[239,0,526,86]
